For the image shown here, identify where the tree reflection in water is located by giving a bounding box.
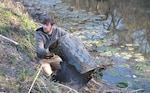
[62,0,150,60]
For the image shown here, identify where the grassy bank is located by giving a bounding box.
[0,0,64,92]
[0,0,37,59]
[0,0,146,92]
[0,0,38,92]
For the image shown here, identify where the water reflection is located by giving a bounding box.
[62,0,150,60]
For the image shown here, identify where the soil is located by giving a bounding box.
[0,36,35,92]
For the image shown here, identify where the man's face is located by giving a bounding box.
[43,23,53,34]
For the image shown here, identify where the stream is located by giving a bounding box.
[55,0,150,92]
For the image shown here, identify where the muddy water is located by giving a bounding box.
[60,0,150,92]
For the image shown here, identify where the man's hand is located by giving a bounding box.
[46,49,54,58]
[49,41,58,51]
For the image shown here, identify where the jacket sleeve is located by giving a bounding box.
[35,33,47,56]
[57,27,68,37]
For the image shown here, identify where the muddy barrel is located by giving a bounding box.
[55,34,97,74]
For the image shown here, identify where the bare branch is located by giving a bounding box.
[0,34,19,45]
[56,83,79,93]
[28,65,42,93]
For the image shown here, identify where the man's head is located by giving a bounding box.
[41,15,55,34]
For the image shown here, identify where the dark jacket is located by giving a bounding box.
[35,26,68,62]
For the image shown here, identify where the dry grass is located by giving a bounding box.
[0,0,145,93]
[0,1,67,92]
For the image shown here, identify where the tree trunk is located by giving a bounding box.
[52,34,97,74]
[51,34,98,86]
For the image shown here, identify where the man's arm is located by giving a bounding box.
[35,33,48,56]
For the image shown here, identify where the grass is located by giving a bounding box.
[0,0,77,92]
[8,55,17,64]
[0,0,39,92]
[0,0,37,60]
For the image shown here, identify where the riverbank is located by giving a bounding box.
[0,0,148,92]
[19,0,148,92]
[20,0,150,92]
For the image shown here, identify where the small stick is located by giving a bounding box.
[28,65,42,93]
[130,89,144,93]
[56,83,79,93]
[0,34,19,45]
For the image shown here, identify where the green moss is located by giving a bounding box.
[116,82,128,88]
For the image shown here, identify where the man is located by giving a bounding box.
[35,15,68,77]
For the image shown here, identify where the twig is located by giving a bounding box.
[0,34,19,45]
[56,83,79,93]
[96,86,104,93]
[97,62,114,68]
[130,89,144,93]
[91,78,121,90]
[28,65,42,93]
[67,90,72,93]
[104,89,122,92]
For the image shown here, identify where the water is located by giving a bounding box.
[61,0,150,59]
[61,0,150,92]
